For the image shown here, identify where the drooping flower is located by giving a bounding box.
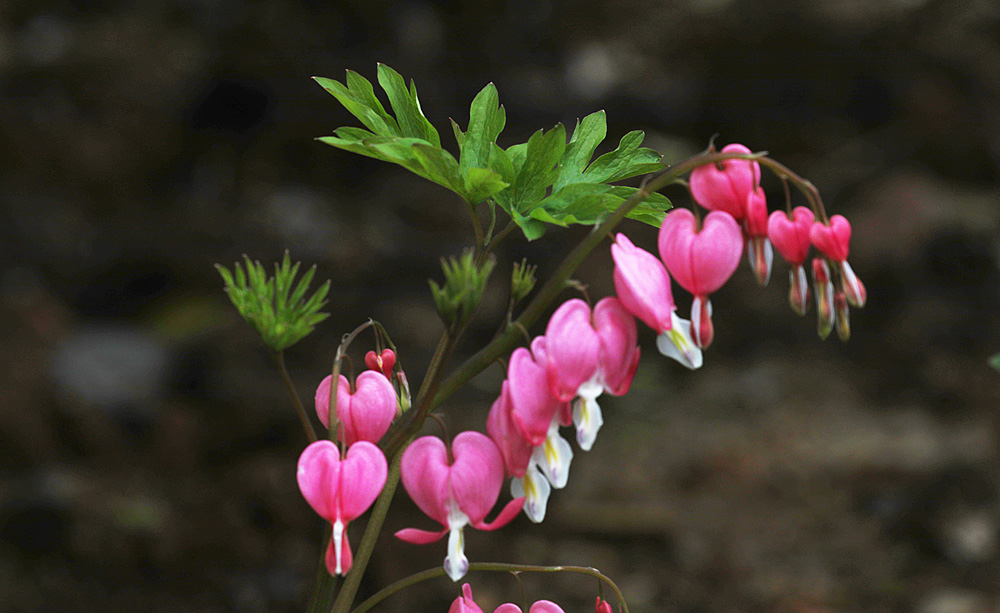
[395,432,524,581]
[768,206,814,315]
[569,297,640,451]
[658,208,743,348]
[610,233,702,369]
[743,187,773,286]
[296,439,387,576]
[809,214,866,308]
[595,597,613,613]
[543,299,601,403]
[314,371,396,446]
[689,143,761,220]
[508,344,568,447]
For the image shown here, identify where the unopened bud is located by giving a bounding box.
[812,258,834,340]
[788,264,810,316]
[835,291,850,341]
[510,258,538,306]
[839,260,867,308]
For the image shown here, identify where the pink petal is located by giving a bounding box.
[296,440,341,521]
[339,371,396,446]
[767,206,814,265]
[744,188,768,237]
[809,215,851,262]
[529,602,566,613]
[450,584,485,613]
[337,441,388,522]
[394,526,448,544]
[610,233,675,333]
[486,381,534,478]
[592,297,640,396]
[493,605,524,613]
[659,208,743,296]
[324,528,353,576]
[449,431,504,524]
[400,436,452,526]
[509,347,563,446]
[470,496,525,531]
[314,375,334,429]
[544,299,600,402]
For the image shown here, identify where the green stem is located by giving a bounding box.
[351,562,629,613]
[306,524,340,612]
[466,201,485,252]
[329,444,405,613]
[272,350,318,443]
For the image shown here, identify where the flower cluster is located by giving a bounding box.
[615,142,866,351]
[290,141,866,603]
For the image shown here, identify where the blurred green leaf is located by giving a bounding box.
[216,252,330,352]
[990,352,1000,371]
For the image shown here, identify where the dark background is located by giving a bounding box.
[2,0,999,611]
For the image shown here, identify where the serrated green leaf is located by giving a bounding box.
[409,142,464,193]
[314,75,400,137]
[583,130,664,183]
[554,111,607,191]
[459,83,505,175]
[510,124,566,212]
[376,64,440,146]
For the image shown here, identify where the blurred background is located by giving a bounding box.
[2,0,999,610]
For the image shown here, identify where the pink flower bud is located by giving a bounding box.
[596,597,614,613]
[812,258,835,340]
[744,188,772,286]
[364,348,396,379]
[689,143,760,220]
[809,215,852,262]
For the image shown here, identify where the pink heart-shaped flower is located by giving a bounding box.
[296,439,387,575]
[658,208,743,297]
[688,143,760,220]
[314,371,396,445]
[364,349,396,378]
[544,299,601,403]
[768,206,814,265]
[809,214,851,262]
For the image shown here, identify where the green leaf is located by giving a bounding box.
[314,74,399,137]
[554,111,607,191]
[991,352,1000,372]
[458,83,505,175]
[510,124,566,212]
[583,130,664,183]
[376,64,440,146]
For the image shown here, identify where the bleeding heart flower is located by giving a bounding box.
[595,598,613,613]
[810,215,866,308]
[658,208,743,348]
[544,299,601,403]
[508,345,568,447]
[611,233,702,369]
[314,371,396,446]
[689,143,760,220]
[296,440,387,576]
[768,207,815,316]
[395,432,524,581]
